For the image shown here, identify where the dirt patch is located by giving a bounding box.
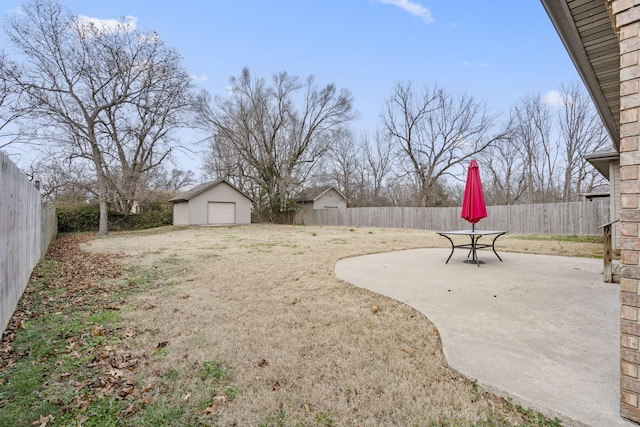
[82,224,597,425]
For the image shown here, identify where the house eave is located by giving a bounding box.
[540,0,620,151]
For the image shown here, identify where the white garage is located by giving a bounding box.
[169,179,253,226]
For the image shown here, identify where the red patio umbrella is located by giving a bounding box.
[461,159,487,231]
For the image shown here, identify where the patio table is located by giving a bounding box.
[437,230,508,266]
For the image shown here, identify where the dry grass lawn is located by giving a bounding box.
[83,224,601,426]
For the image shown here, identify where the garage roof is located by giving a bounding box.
[540,0,620,150]
[168,178,253,202]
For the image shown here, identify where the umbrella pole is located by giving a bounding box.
[472,223,478,265]
[472,223,475,263]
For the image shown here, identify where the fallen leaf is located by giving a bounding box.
[32,414,54,427]
[108,369,123,378]
[118,379,136,397]
[91,325,105,336]
[183,392,191,401]
[201,405,218,416]
[372,305,382,315]
[179,293,189,299]
[155,341,168,350]
[257,359,269,367]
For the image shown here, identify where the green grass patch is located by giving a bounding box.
[125,272,154,287]
[87,310,122,325]
[0,239,164,426]
[0,264,106,426]
[200,360,234,382]
[514,234,602,244]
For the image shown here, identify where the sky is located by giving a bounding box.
[0,0,580,175]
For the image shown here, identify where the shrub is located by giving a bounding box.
[56,203,101,233]
[113,209,173,231]
[56,203,172,233]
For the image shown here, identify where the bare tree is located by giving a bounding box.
[478,132,527,205]
[148,167,196,193]
[2,0,194,233]
[382,82,505,207]
[510,94,559,203]
[507,87,607,204]
[196,68,356,220]
[201,131,261,202]
[324,128,365,206]
[0,51,31,149]
[22,155,97,206]
[558,82,609,200]
[98,43,194,215]
[361,129,396,206]
[315,128,397,207]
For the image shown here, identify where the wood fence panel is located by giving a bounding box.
[294,199,609,236]
[1,152,57,333]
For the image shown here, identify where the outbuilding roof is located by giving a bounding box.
[295,186,346,203]
[168,179,254,202]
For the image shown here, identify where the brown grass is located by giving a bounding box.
[83,224,599,425]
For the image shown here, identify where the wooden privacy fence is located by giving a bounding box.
[1,151,57,333]
[293,200,609,236]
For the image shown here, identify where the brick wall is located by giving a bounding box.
[612,0,640,422]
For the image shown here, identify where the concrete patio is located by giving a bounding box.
[335,248,635,427]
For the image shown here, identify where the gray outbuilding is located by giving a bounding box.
[295,186,347,210]
[169,179,253,225]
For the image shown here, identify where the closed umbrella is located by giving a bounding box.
[461,159,487,231]
[460,160,487,265]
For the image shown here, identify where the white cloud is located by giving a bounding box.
[138,32,160,45]
[543,90,563,107]
[190,74,208,82]
[377,0,433,23]
[76,15,137,34]
[11,7,26,16]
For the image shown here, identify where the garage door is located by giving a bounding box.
[207,202,236,224]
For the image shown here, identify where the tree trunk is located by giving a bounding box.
[98,197,109,235]
[97,167,110,235]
